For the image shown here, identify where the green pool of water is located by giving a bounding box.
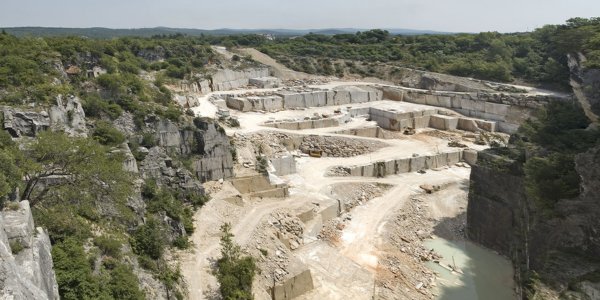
[423,238,516,300]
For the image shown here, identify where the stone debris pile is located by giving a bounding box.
[327,166,351,177]
[342,183,384,211]
[282,78,334,86]
[233,131,299,158]
[299,136,387,157]
[270,211,305,250]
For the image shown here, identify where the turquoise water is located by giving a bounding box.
[423,238,516,300]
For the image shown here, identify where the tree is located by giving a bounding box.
[1,29,6,35]
[19,131,133,209]
[215,223,256,300]
[132,217,165,260]
[52,238,101,300]
[0,130,22,200]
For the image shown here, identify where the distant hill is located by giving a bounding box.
[1,27,460,39]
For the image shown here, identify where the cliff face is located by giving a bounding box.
[1,200,60,300]
[467,153,600,297]
[568,52,600,127]
[144,119,234,182]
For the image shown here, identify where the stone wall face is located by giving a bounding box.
[467,151,600,277]
[146,120,234,182]
[2,94,88,138]
[180,68,269,95]
[568,52,600,127]
[332,150,466,177]
[1,201,60,300]
[400,88,573,133]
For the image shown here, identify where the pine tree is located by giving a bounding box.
[1,29,7,35]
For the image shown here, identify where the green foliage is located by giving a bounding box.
[106,264,145,300]
[132,217,165,260]
[34,205,92,243]
[93,121,126,146]
[81,93,122,119]
[513,101,600,210]
[172,236,191,249]
[524,153,581,209]
[0,130,23,201]
[141,133,158,148]
[20,131,133,212]
[214,223,256,300]
[9,241,24,254]
[94,236,123,259]
[52,238,102,300]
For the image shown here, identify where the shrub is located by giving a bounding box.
[9,241,24,254]
[52,238,100,300]
[185,108,195,116]
[106,263,145,300]
[93,121,126,146]
[137,255,157,272]
[94,235,123,259]
[132,217,165,260]
[172,236,191,249]
[141,133,158,148]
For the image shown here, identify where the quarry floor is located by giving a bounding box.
[180,83,492,300]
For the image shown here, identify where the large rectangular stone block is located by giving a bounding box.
[485,102,509,116]
[333,91,350,105]
[349,91,369,103]
[457,118,479,132]
[413,116,431,129]
[430,115,458,130]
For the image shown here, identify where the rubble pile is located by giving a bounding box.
[246,225,292,283]
[299,136,387,157]
[270,210,305,250]
[326,166,350,177]
[319,219,342,244]
[376,195,444,298]
[342,183,385,211]
[282,78,334,86]
[233,131,299,158]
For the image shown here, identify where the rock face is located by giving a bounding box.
[2,94,88,138]
[136,47,166,63]
[189,120,234,182]
[568,52,600,127]
[467,158,600,295]
[143,119,234,182]
[211,68,269,92]
[1,200,60,300]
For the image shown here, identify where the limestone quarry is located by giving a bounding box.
[169,49,579,300]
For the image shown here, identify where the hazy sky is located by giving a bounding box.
[2,0,599,33]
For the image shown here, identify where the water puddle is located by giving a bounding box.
[423,237,516,300]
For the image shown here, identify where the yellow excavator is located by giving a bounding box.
[403,126,415,135]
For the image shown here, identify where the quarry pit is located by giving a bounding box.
[177,69,566,300]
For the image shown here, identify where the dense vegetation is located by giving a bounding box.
[483,100,600,211]
[247,18,599,89]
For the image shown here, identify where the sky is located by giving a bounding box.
[2,0,599,33]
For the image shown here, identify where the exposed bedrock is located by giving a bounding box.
[2,94,88,138]
[141,119,234,182]
[180,68,270,95]
[467,153,600,281]
[568,52,600,127]
[1,200,60,300]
